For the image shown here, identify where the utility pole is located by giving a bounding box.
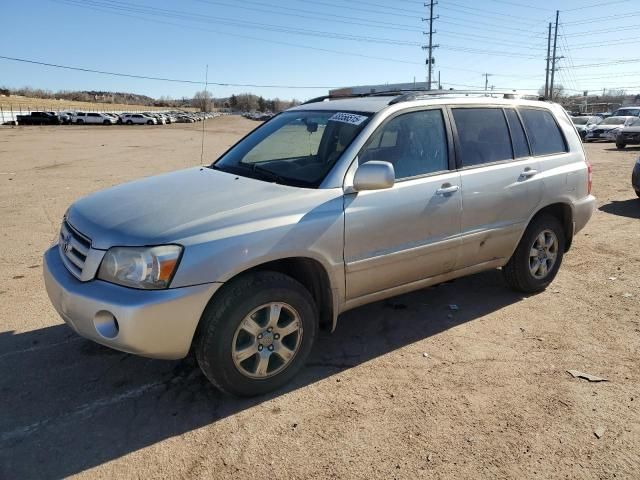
[422,0,439,90]
[438,70,441,89]
[549,10,560,101]
[483,73,493,91]
[545,22,552,98]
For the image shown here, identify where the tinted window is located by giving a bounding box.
[505,109,530,158]
[452,108,512,166]
[359,109,448,179]
[88,113,99,117]
[519,108,566,156]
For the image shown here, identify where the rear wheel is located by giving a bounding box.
[503,214,565,293]
[195,271,318,397]
[635,189,640,198]
[616,143,626,149]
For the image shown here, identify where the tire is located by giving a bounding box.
[76,119,84,125]
[635,189,640,198]
[147,120,153,125]
[616,143,626,149]
[103,120,110,125]
[503,213,566,293]
[195,271,318,397]
[126,120,133,125]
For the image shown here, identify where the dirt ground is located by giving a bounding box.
[0,118,638,479]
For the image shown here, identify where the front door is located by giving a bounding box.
[344,108,462,300]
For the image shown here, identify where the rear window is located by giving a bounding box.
[452,108,512,166]
[519,108,566,156]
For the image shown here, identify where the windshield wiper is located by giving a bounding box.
[250,163,288,184]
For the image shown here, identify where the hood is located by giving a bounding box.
[67,167,332,249]
[621,126,640,133]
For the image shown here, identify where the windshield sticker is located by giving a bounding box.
[329,112,368,126]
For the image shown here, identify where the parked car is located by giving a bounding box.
[585,116,636,141]
[78,112,117,125]
[612,106,640,117]
[16,111,60,125]
[572,116,601,140]
[43,92,595,396]
[615,118,640,149]
[632,157,640,197]
[58,111,76,124]
[121,113,157,125]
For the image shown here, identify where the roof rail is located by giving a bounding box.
[387,89,531,105]
[302,89,539,106]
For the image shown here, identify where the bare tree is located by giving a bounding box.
[538,84,565,100]
[193,90,214,112]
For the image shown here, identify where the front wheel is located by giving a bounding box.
[147,120,153,125]
[503,214,565,293]
[195,271,318,397]
[616,143,626,149]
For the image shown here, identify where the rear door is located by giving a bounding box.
[344,107,462,300]
[450,106,543,269]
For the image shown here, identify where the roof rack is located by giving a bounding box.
[302,89,539,106]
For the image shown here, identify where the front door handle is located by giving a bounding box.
[436,184,460,196]
[521,168,538,179]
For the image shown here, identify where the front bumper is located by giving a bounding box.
[43,246,221,359]
[573,194,596,235]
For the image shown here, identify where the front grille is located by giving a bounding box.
[593,129,604,134]
[59,220,92,279]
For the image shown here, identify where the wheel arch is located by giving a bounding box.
[525,202,574,252]
[200,256,336,334]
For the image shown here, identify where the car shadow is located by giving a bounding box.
[599,198,640,219]
[604,146,640,152]
[0,269,526,479]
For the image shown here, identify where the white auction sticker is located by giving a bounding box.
[328,112,368,126]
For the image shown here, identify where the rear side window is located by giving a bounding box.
[519,108,566,156]
[504,109,530,158]
[452,108,512,166]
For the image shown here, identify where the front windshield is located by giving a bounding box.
[212,110,372,188]
[602,117,626,125]
[572,117,589,125]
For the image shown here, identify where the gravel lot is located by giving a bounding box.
[0,118,638,479]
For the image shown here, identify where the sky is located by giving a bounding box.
[1,0,639,101]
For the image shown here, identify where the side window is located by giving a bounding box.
[504,109,530,158]
[88,113,99,117]
[359,109,448,180]
[452,108,513,166]
[519,108,567,156]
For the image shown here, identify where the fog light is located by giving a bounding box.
[94,310,119,339]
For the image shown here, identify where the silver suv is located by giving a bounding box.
[43,91,595,396]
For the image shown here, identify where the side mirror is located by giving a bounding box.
[353,161,395,191]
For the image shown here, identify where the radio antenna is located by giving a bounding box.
[200,64,208,166]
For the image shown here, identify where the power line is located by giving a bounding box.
[0,54,340,89]
[48,0,426,65]
[52,0,422,47]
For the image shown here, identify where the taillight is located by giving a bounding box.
[587,161,593,194]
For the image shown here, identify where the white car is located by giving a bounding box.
[74,112,116,125]
[121,113,157,125]
[585,116,636,141]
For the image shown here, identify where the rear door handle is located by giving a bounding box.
[436,184,460,196]
[521,168,538,179]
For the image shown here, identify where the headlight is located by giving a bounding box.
[97,245,183,289]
